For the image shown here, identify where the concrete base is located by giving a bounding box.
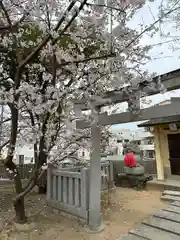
[124,165,144,175]
[164,167,172,179]
[147,177,180,192]
[84,217,104,233]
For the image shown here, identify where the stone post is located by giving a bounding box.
[87,120,104,232]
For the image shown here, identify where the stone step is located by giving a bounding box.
[165,185,180,191]
[142,215,180,235]
[120,234,146,240]
[161,194,180,202]
[129,223,180,240]
[153,209,180,223]
[162,190,180,197]
[163,205,180,214]
[171,201,180,207]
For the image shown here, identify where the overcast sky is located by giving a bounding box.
[112,0,180,130]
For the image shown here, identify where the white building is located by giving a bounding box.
[139,135,155,160]
[75,128,155,161]
[1,144,34,164]
[77,148,90,160]
[111,128,155,160]
[15,145,34,164]
[1,127,155,164]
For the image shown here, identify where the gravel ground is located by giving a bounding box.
[0,186,165,240]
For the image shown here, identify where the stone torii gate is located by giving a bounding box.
[74,69,180,232]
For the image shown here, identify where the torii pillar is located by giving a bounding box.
[74,104,103,232]
[87,121,103,232]
[86,107,104,232]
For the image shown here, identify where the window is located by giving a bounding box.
[30,158,34,163]
[19,155,24,165]
[82,151,85,157]
[148,139,153,145]
[114,147,118,155]
[145,127,150,132]
[124,139,129,143]
[148,150,154,158]
[143,150,155,161]
[117,139,122,143]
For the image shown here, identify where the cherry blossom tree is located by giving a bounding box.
[158,0,180,50]
[0,0,178,223]
[0,104,10,155]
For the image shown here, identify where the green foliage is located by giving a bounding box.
[19,23,43,44]
[1,20,108,89]
[58,34,76,49]
[83,42,103,57]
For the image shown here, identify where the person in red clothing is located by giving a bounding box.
[123,148,137,167]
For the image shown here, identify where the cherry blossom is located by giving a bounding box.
[0,0,176,222]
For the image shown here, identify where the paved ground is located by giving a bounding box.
[0,186,164,240]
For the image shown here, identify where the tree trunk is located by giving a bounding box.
[38,186,47,194]
[5,155,27,223]
[37,138,48,194]
[13,171,27,223]
[38,157,47,194]
[5,73,28,223]
[13,197,27,223]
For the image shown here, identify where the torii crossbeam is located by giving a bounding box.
[75,68,180,111]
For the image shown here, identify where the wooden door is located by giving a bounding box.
[168,133,180,175]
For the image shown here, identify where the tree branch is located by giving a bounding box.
[0,13,27,31]
[13,180,35,202]
[27,109,38,162]
[58,53,115,67]
[0,45,9,53]
[18,0,79,69]
[0,0,12,27]
[0,139,10,152]
[121,5,180,54]
[47,121,62,152]
[86,2,125,13]
[0,117,11,124]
